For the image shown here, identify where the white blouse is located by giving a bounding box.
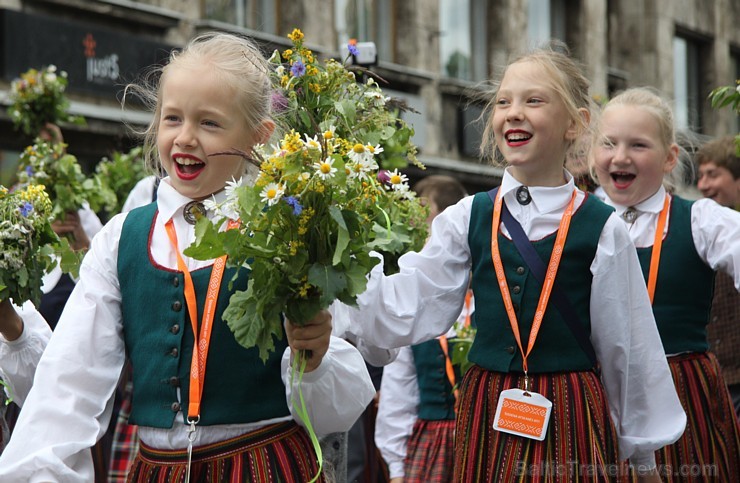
[599,186,740,290]
[348,168,686,468]
[0,178,376,482]
[0,301,51,407]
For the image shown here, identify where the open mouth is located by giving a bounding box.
[610,171,636,189]
[505,131,532,146]
[174,156,205,180]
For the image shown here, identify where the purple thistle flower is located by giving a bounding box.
[290,60,306,77]
[19,201,33,217]
[284,196,303,216]
[348,43,359,57]
[377,170,391,187]
[271,92,289,113]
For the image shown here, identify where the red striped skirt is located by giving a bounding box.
[653,352,740,482]
[126,421,324,483]
[454,366,623,482]
[404,419,455,483]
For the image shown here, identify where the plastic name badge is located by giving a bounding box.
[492,388,552,441]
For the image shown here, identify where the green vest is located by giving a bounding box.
[636,196,715,354]
[467,192,612,373]
[411,340,458,421]
[118,203,289,428]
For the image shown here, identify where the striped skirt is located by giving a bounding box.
[653,352,740,482]
[126,421,325,483]
[404,419,455,483]
[454,366,623,482]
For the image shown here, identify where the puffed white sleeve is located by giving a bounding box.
[374,346,419,479]
[690,198,740,288]
[330,300,399,367]
[0,215,128,483]
[590,214,686,468]
[348,197,474,349]
[0,301,52,407]
[282,335,375,436]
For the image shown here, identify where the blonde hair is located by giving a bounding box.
[124,32,274,173]
[480,42,596,166]
[590,87,692,192]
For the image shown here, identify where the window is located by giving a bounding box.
[673,35,702,132]
[335,0,393,62]
[528,0,567,47]
[439,0,487,81]
[202,0,278,33]
[731,50,740,134]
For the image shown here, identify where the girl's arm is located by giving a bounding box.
[690,198,740,288]
[0,216,128,481]
[374,346,419,479]
[590,214,686,469]
[0,300,52,406]
[348,198,474,349]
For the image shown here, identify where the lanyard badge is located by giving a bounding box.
[489,188,576,441]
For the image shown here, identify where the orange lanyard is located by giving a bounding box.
[490,189,577,376]
[646,194,670,304]
[437,290,473,404]
[164,217,239,422]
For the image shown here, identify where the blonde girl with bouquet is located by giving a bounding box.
[591,87,740,481]
[347,44,685,482]
[0,32,375,482]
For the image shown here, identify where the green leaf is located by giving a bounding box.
[330,206,350,266]
[308,263,348,307]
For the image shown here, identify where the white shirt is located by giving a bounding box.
[348,168,686,467]
[121,175,158,213]
[0,301,51,407]
[600,186,740,290]
[375,298,473,478]
[0,178,376,483]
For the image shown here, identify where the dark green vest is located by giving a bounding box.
[636,196,715,354]
[467,192,612,373]
[118,203,289,428]
[411,340,458,421]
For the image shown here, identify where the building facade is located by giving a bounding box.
[0,0,738,192]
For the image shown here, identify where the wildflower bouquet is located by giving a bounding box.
[16,141,115,221]
[186,29,428,362]
[94,146,148,215]
[0,184,60,307]
[7,65,86,138]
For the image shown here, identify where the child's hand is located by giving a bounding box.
[0,299,24,341]
[52,211,90,251]
[285,309,332,372]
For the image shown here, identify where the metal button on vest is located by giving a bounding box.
[516,266,525,275]
[169,376,180,387]
[169,347,179,357]
[170,324,180,334]
[172,301,182,312]
[172,277,180,287]
[171,402,181,412]
[512,285,521,294]
[506,346,516,354]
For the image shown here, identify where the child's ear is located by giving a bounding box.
[663,143,679,173]
[565,107,590,141]
[254,120,276,145]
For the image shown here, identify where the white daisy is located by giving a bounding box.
[260,182,285,206]
[313,158,337,180]
[387,169,409,192]
[304,134,322,152]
